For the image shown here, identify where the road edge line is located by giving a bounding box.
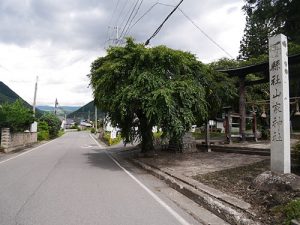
[0,138,57,165]
[89,134,191,225]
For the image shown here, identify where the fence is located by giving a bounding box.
[0,128,37,153]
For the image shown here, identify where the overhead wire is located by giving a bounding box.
[126,2,160,35]
[145,0,184,45]
[121,0,144,40]
[118,0,141,44]
[140,1,233,58]
[178,9,234,59]
[105,0,121,46]
[114,0,132,27]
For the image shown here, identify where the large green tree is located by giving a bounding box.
[239,0,300,59]
[90,39,236,153]
[90,39,211,153]
[0,100,34,132]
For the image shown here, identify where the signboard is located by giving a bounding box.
[269,34,290,173]
[110,129,117,139]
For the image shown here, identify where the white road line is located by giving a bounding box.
[89,134,191,225]
[0,138,57,165]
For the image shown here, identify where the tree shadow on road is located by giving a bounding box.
[83,150,122,171]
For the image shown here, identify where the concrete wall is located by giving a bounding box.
[1,128,37,153]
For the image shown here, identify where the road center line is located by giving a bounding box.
[89,134,191,225]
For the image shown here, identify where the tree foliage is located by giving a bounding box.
[39,113,61,138]
[239,0,300,59]
[90,39,217,152]
[0,99,34,132]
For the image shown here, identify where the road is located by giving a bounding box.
[0,132,201,225]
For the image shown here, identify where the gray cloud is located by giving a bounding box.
[0,0,245,106]
[0,0,244,58]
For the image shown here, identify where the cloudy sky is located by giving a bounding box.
[0,0,246,106]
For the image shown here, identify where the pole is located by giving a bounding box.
[205,121,211,152]
[95,106,98,132]
[32,76,38,116]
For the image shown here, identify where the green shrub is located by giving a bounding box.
[283,199,300,225]
[0,100,34,132]
[70,124,78,129]
[38,130,49,141]
[37,121,49,141]
[153,131,163,139]
[103,131,122,146]
[91,128,96,133]
[39,113,61,138]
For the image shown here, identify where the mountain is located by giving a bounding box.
[67,101,104,121]
[0,81,31,107]
[0,81,44,116]
[36,105,80,114]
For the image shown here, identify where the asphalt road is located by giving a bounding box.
[0,132,201,225]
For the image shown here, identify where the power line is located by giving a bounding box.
[178,9,234,59]
[121,0,144,40]
[114,0,132,27]
[127,2,160,34]
[143,2,233,58]
[145,0,184,46]
[105,0,121,45]
[118,0,141,43]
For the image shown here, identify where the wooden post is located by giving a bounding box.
[205,121,211,152]
[252,111,258,142]
[239,76,246,142]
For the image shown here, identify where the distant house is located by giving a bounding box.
[80,121,93,129]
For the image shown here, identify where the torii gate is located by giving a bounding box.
[219,54,300,143]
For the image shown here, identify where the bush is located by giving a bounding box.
[0,100,34,132]
[91,128,96,133]
[37,121,49,141]
[283,199,300,225]
[38,130,49,141]
[103,131,122,146]
[39,113,61,138]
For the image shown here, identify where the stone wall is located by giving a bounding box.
[182,132,198,153]
[1,128,37,153]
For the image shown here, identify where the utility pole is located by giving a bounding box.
[54,98,58,115]
[95,106,98,132]
[114,26,120,45]
[32,76,38,116]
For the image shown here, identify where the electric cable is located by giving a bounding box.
[145,0,184,45]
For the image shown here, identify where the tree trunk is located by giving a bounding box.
[138,114,154,154]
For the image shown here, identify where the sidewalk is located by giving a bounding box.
[103,137,299,225]
[129,151,266,225]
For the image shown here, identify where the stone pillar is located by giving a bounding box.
[1,128,11,153]
[239,76,246,142]
[269,34,290,174]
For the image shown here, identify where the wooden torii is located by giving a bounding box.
[218,54,300,142]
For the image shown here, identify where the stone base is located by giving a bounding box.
[254,171,300,192]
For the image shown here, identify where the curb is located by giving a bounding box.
[132,159,260,225]
[196,144,270,156]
